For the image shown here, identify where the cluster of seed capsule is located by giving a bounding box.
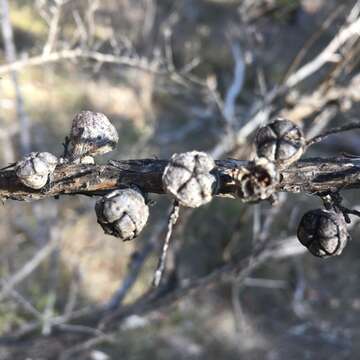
[160,118,308,207]
[161,118,350,259]
[254,118,350,258]
[13,113,351,256]
[14,111,150,242]
[15,110,120,190]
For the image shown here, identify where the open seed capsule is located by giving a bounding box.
[68,111,119,163]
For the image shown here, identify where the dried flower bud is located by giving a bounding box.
[95,188,149,241]
[162,151,217,208]
[233,157,279,202]
[255,118,304,168]
[16,152,58,190]
[68,111,119,162]
[297,209,349,258]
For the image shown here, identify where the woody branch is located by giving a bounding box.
[1,157,360,201]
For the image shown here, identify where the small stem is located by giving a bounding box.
[62,136,71,159]
[306,121,360,148]
[152,200,180,287]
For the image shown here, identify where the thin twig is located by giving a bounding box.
[282,5,345,82]
[59,333,114,360]
[223,42,246,128]
[285,11,360,88]
[6,288,42,319]
[304,105,338,141]
[42,0,63,55]
[0,236,58,301]
[101,235,306,330]
[244,277,287,289]
[0,49,166,76]
[0,0,31,155]
[306,121,360,147]
[152,200,180,287]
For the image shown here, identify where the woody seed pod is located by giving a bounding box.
[297,209,349,258]
[233,157,279,202]
[16,152,58,190]
[68,111,119,163]
[162,151,217,208]
[255,118,304,168]
[95,188,149,241]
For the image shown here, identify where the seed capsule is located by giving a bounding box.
[233,157,279,203]
[16,152,58,190]
[162,151,218,208]
[255,118,304,168]
[95,188,149,241]
[297,209,349,258]
[68,111,119,163]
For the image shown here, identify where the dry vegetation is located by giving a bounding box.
[1,0,360,359]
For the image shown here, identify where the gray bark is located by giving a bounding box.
[0,157,359,201]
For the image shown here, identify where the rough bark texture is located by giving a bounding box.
[1,157,359,201]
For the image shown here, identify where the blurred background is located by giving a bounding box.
[1,0,360,359]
